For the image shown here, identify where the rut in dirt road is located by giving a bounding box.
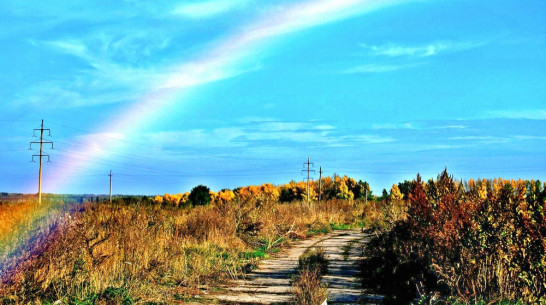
[321,231,382,305]
[210,229,382,305]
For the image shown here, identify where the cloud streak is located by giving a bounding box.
[141,120,394,150]
[488,109,546,120]
[172,0,249,19]
[361,40,488,57]
[340,63,418,74]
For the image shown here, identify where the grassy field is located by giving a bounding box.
[0,195,362,304]
[1,171,545,304]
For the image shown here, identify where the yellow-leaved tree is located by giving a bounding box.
[388,184,406,222]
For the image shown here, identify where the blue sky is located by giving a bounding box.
[1,0,545,195]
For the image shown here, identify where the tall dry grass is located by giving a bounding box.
[292,247,328,305]
[0,197,360,304]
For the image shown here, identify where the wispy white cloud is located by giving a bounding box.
[448,136,507,143]
[343,134,395,144]
[488,109,546,120]
[364,42,452,57]
[372,123,415,130]
[340,63,416,74]
[411,144,468,151]
[431,125,466,129]
[140,119,392,150]
[162,0,413,89]
[362,40,488,57]
[172,0,249,19]
[144,128,246,149]
[449,134,546,143]
[21,38,177,108]
[20,0,413,109]
[512,135,546,141]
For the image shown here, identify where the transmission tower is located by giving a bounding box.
[301,157,315,203]
[109,170,112,203]
[29,119,54,205]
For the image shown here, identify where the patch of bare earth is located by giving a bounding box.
[207,230,382,305]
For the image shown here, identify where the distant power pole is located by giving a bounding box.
[318,166,323,202]
[109,170,112,203]
[301,157,315,204]
[29,119,54,205]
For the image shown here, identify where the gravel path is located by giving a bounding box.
[209,229,381,305]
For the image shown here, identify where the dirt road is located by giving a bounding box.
[209,229,381,304]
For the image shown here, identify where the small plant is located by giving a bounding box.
[99,287,133,305]
[298,246,328,275]
[292,268,328,305]
[292,246,329,305]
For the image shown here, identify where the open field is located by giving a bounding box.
[0,179,364,304]
[1,171,545,304]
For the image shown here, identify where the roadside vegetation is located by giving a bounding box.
[361,170,546,304]
[0,176,365,304]
[1,171,544,304]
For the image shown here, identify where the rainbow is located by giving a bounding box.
[3,0,409,274]
[37,0,408,193]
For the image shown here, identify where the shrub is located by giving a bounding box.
[361,171,546,304]
[298,247,328,275]
[292,268,327,305]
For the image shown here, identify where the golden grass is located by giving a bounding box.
[0,198,361,303]
[292,247,329,305]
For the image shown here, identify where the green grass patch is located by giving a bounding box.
[306,227,330,236]
[329,223,352,230]
[240,249,268,259]
[241,238,285,260]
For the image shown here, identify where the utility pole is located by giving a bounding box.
[109,170,112,203]
[318,166,323,202]
[301,157,315,204]
[29,119,53,205]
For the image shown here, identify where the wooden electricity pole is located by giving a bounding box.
[318,166,323,202]
[30,120,53,205]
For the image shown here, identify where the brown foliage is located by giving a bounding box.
[362,170,546,304]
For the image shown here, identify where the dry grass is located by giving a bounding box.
[292,247,329,305]
[292,268,328,305]
[0,198,358,304]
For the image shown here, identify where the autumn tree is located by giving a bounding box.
[354,180,371,200]
[397,180,411,198]
[389,184,404,202]
[189,185,212,206]
[334,175,354,201]
[279,181,306,202]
